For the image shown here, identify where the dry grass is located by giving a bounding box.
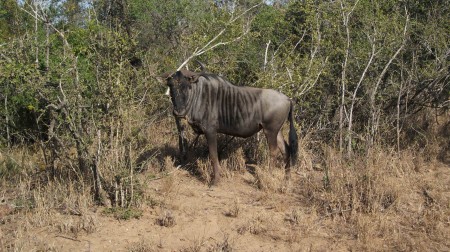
[0,161,99,249]
[237,212,274,235]
[196,158,212,185]
[293,143,450,250]
[224,197,240,218]
[253,165,288,193]
[156,209,176,227]
[221,147,247,178]
[284,207,303,226]
[206,234,233,252]
[127,239,156,252]
[180,236,205,252]
[1,113,449,251]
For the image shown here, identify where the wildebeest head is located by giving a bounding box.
[162,70,201,117]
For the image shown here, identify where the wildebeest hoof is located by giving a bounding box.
[210,177,220,187]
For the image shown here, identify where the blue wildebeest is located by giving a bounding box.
[160,69,298,185]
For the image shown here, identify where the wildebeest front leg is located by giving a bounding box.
[175,117,188,162]
[205,131,221,185]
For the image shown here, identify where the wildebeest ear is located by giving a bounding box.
[179,69,201,83]
[189,74,200,83]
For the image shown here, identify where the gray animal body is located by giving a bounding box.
[162,69,298,185]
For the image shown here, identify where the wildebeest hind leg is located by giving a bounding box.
[276,131,291,180]
[263,129,280,171]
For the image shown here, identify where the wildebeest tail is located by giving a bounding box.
[288,100,298,166]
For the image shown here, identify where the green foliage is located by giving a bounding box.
[0,0,24,41]
[0,0,448,202]
[0,41,44,143]
[252,5,287,45]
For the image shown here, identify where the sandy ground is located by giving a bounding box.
[1,160,449,251]
[1,169,348,251]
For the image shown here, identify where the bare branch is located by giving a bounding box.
[347,38,377,154]
[370,10,410,104]
[339,0,359,152]
[264,40,271,71]
[297,56,329,97]
[21,3,71,50]
[369,8,410,146]
[177,2,262,71]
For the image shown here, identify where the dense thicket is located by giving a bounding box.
[0,0,448,203]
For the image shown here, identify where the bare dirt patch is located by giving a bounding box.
[2,158,449,251]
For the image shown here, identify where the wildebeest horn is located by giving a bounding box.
[196,60,206,72]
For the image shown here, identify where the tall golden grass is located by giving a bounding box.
[1,109,448,251]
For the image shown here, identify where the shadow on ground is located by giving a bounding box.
[135,133,264,184]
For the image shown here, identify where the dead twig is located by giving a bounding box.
[55,235,81,242]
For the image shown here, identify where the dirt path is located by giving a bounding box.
[3,161,449,251]
[17,169,342,251]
